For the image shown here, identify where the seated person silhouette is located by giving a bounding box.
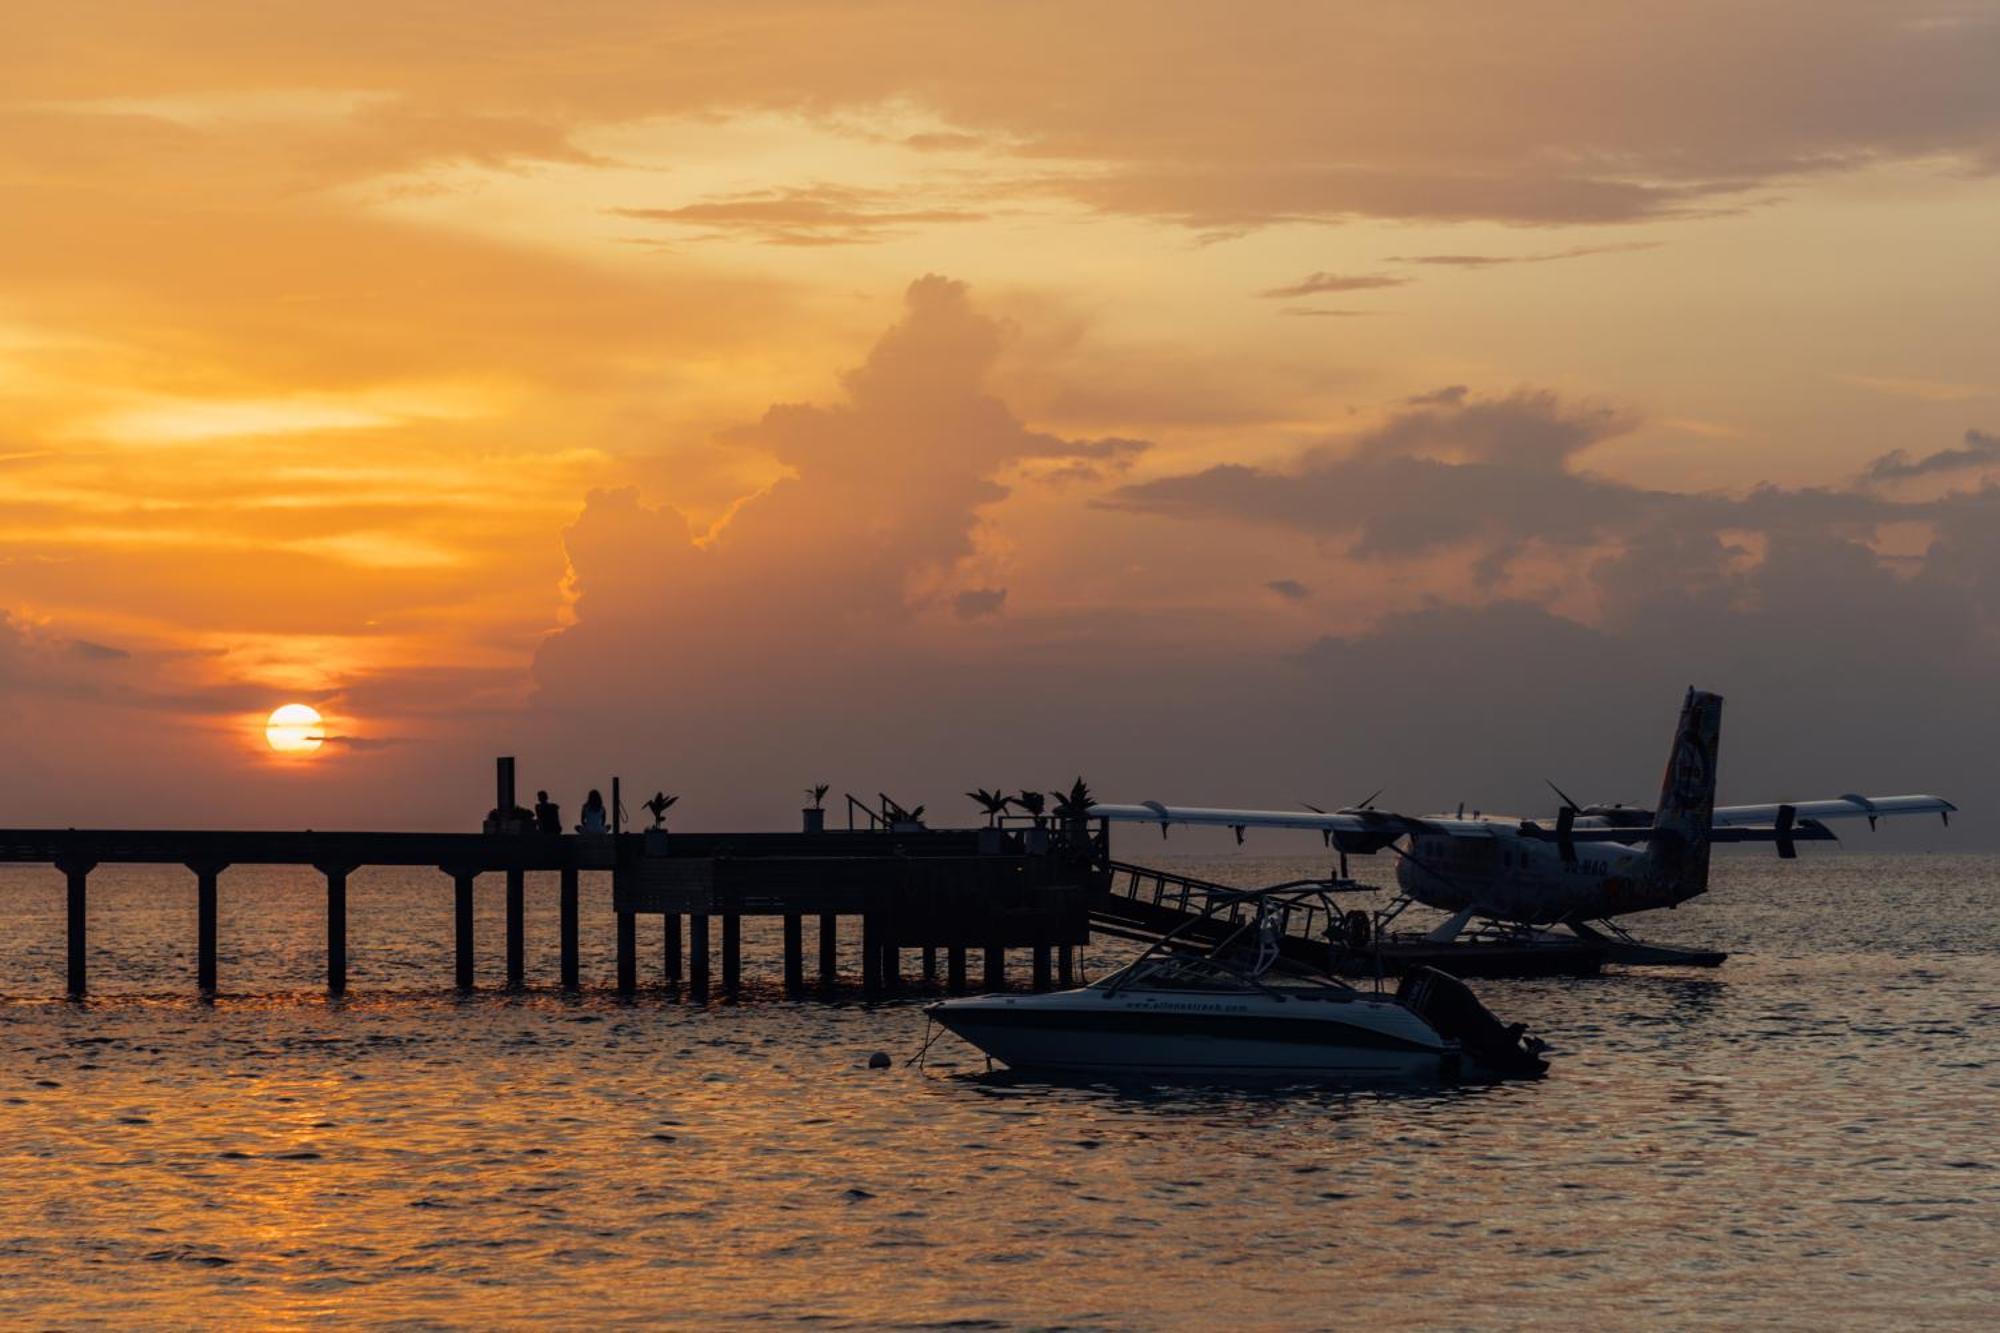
[534,790,561,835]
[577,788,609,834]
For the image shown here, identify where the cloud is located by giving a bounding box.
[1863,428,2000,483]
[1405,385,1468,407]
[1258,272,1409,299]
[1279,307,1371,319]
[1385,243,1663,268]
[616,184,987,246]
[952,587,1008,619]
[1100,390,1646,567]
[1265,578,1310,600]
[533,275,1150,706]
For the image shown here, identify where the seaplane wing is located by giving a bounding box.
[1711,794,1957,829]
[1087,802,1496,838]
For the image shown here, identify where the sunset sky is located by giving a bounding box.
[3,3,1996,838]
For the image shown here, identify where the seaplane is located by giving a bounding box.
[1089,688,1956,970]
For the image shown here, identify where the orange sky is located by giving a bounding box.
[3,3,1997,833]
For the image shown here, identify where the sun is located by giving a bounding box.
[265,703,325,754]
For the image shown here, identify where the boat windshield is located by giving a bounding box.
[1093,950,1355,995]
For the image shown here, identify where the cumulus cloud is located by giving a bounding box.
[533,275,1149,708]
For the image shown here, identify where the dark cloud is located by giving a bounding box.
[1100,390,1647,564]
[69,638,130,661]
[952,587,1008,619]
[616,185,986,246]
[1385,243,1663,268]
[1265,579,1310,600]
[1862,428,2000,483]
[1405,385,1468,407]
[1258,272,1408,299]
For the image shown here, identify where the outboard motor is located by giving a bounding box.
[1396,966,1549,1079]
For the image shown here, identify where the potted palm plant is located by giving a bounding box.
[803,783,830,833]
[967,787,1012,852]
[1014,789,1048,852]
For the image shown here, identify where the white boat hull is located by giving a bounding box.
[930,990,1456,1080]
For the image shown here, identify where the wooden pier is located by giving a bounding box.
[0,752,1114,999]
[0,823,1105,1000]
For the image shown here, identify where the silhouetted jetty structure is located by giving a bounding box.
[0,759,1103,1000]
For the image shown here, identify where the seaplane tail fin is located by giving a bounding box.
[1645,687,1723,901]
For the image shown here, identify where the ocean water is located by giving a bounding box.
[0,850,1994,1327]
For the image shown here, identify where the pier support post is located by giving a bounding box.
[861,914,883,997]
[192,863,223,996]
[452,870,476,992]
[883,936,901,992]
[616,910,637,996]
[947,944,967,994]
[689,914,710,1000]
[782,914,804,996]
[60,859,94,999]
[322,865,349,996]
[559,866,579,992]
[922,946,937,984]
[1058,943,1075,987]
[663,913,682,984]
[505,868,525,991]
[1032,943,1053,992]
[818,914,838,986]
[983,945,1005,992]
[721,914,741,997]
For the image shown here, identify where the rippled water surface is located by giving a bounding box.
[1,852,1994,1327]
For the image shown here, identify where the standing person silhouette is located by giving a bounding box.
[577,789,608,834]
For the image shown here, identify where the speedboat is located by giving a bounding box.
[927,892,1548,1082]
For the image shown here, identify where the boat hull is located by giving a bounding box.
[929,993,1455,1080]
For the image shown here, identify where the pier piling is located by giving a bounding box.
[1058,943,1074,987]
[559,865,579,991]
[1033,943,1053,991]
[192,863,222,995]
[505,868,525,990]
[61,859,91,998]
[983,945,1005,992]
[922,945,937,983]
[861,914,884,996]
[689,913,710,1000]
[721,913,740,996]
[452,869,476,992]
[323,865,349,996]
[818,914,837,986]
[616,909,637,995]
[663,913,682,984]
[782,914,804,995]
[947,944,967,993]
